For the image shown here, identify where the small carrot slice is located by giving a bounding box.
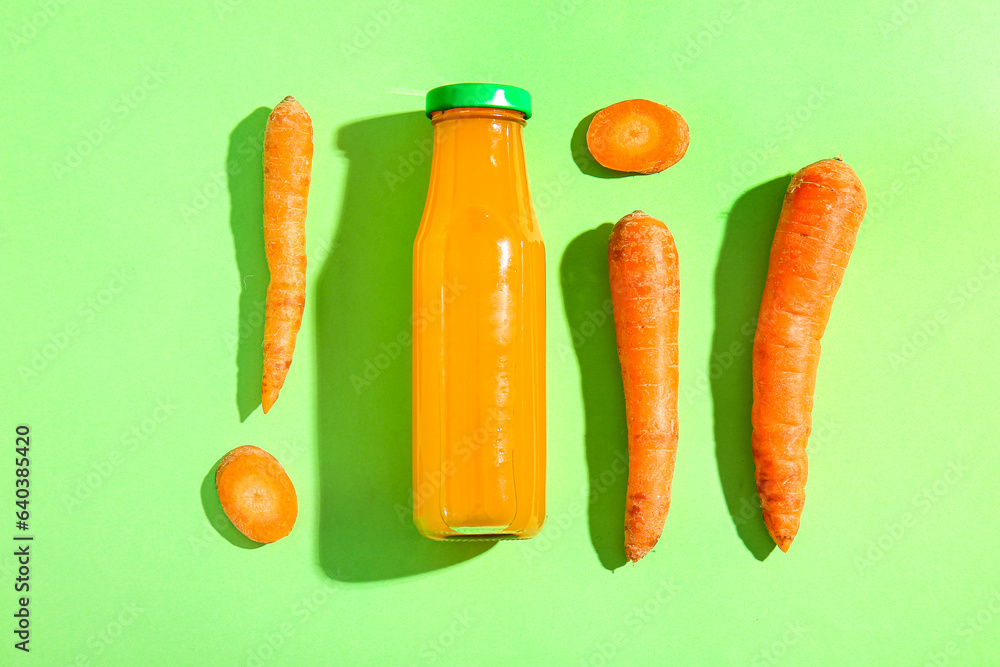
[587,99,689,174]
[215,445,297,543]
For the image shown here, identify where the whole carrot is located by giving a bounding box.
[752,158,866,552]
[261,96,312,413]
[608,211,679,563]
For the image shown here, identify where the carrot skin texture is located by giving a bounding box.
[752,158,866,552]
[261,97,313,413]
[608,211,680,563]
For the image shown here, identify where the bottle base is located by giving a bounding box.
[414,522,543,542]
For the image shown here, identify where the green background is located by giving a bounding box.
[3,0,999,664]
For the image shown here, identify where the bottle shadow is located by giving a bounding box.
[315,112,493,582]
[227,107,271,422]
[560,225,629,571]
[569,111,631,179]
[711,176,791,561]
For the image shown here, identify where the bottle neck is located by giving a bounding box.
[430,107,527,127]
[426,108,529,213]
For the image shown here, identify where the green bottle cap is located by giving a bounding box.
[425,83,531,119]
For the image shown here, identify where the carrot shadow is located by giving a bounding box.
[227,107,271,422]
[711,176,791,561]
[570,111,631,179]
[561,225,629,571]
[200,455,264,549]
[314,112,493,582]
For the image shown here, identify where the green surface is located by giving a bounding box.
[3,0,999,664]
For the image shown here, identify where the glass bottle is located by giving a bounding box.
[412,83,545,540]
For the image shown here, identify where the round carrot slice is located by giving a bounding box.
[586,99,689,174]
[215,445,297,543]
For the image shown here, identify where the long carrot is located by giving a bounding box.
[752,158,867,552]
[587,99,689,174]
[261,96,312,413]
[608,211,680,563]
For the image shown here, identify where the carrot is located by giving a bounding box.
[261,96,313,413]
[752,158,867,552]
[608,211,680,563]
[215,445,298,543]
[587,99,689,174]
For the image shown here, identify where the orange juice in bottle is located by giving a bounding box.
[412,83,545,539]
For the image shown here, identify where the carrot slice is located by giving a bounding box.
[587,99,689,174]
[215,445,298,543]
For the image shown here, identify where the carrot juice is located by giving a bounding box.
[412,84,545,539]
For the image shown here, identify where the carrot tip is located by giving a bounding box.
[625,544,651,563]
[775,536,794,553]
[262,391,276,414]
